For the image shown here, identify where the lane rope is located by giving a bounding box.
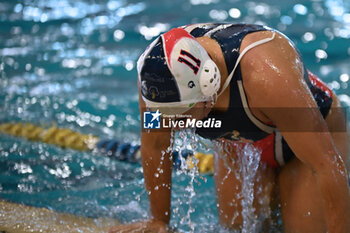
[0,122,214,174]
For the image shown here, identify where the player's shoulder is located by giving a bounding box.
[240,29,306,106]
[240,29,301,75]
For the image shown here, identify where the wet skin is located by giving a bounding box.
[109,30,350,233]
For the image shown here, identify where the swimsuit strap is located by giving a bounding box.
[218,32,276,96]
[236,80,275,134]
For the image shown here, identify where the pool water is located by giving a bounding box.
[0,0,349,232]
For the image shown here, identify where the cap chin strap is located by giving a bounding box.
[218,32,276,97]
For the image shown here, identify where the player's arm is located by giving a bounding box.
[139,85,174,225]
[109,86,173,233]
[241,31,350,233]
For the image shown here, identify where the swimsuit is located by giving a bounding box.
[183,23,333,167]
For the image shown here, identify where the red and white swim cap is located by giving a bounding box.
[137,28,220,114]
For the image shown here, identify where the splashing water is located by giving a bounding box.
[238,144,263,233]
[171,130,272,232]
[173,128,202,232]
[213,140,269,233]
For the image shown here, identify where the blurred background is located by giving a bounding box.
[0,0,349,232]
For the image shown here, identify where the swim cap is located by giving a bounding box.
[137,28,220,115]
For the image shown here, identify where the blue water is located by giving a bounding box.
[0,0,349,232]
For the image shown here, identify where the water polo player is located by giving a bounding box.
[110,23,350,233]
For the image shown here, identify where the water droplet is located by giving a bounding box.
[302,32,316,43]
[315,49,328,60]
[293,4,308,15]
[113,29,125,41]
[340,73,349,83]
[229,8,241,19]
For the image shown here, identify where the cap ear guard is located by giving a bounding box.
[164,29,221,101]
[199,59,221,97]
